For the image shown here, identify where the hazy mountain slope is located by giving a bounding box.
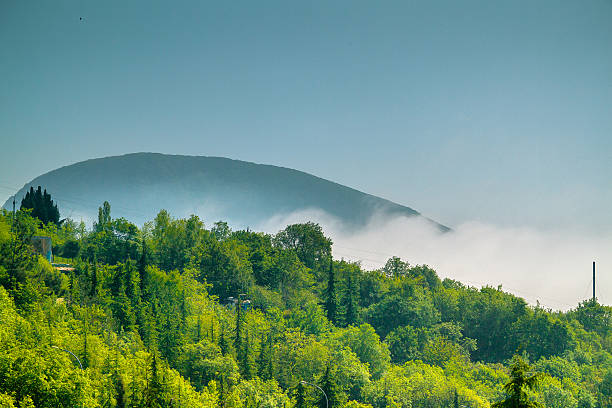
[3,153,448,231]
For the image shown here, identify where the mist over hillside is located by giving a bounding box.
[2,153,448,232]
[259,209,612,310]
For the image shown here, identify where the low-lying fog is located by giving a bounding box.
[257,209,612,311]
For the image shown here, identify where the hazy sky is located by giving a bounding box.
[2,0,611,232]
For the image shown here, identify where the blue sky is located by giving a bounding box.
[1,0,611,232]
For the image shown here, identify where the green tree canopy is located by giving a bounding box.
[274,222,332,271]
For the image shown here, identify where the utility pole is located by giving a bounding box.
[592,261,596,302]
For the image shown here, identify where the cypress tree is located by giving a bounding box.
[180,289,187,332]
[125,259,142,333]
[141,301,158,350]
[20,187,35,212]
[128,370,141,407]
[492,355,542,408]
[125,259,141,304]
[96,201,112,232]
[47,313,53,345]
[319,366,341,408]
[90,257,98,299]
[218,379,225,408]
[43,189,59,224]
[138,237,148,293]
[147,354,163,408]
[115,283,135,331]
[266,335,274,380]
[110,261,125,297]
[160,313,174,361]
[20,186,60,224]
[325,259,338,325]
[240,330,256,380]
[257,334,273,381]
[69,269,76,303]
[115,374,126,408]
[235,300,243,354]
[219,323,229,356]
[256,335,267,379]
[295,382,307,408]
[342,273,358,327]
[82,327,89,369]
[196,315,202,342]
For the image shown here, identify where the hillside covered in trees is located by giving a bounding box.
[0,202,611,407]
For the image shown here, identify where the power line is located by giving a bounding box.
[581,278,594,301]
[334,244,399,259]
[0,182,151,219]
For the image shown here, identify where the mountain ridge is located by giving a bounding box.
[3,153,449,231]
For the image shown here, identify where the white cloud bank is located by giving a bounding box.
[257,210,612,311]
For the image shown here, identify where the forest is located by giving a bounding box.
[0,198,611,407]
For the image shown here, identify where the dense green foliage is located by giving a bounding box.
[0,202,611,407]
[19,186,60,225]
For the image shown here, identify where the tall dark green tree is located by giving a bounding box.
[124,260,141,304]
[138,237,148,294]
[115,283,136,331]
[295,382,307,408]
[140,301,159,349]
[342,273,358,327]
[180,288,187,333]
[114,373,126,408]
[160,313,178,361]
[219,323,229,356]
[257,334,273,381]
[89,257,99,299]
[82,327,89,369]
[128,375,141,408]
[325,259,338,325]
[318,365,342,408]
[240,330,256,380]
[0,210,37,292]
[493,355,542,408]
[95,201,112,232]
[68,269,77,303]
[20,186,60,225]
[146,354,164,408]
[235,300,244,354]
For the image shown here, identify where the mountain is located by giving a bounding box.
[3,153,449,231]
